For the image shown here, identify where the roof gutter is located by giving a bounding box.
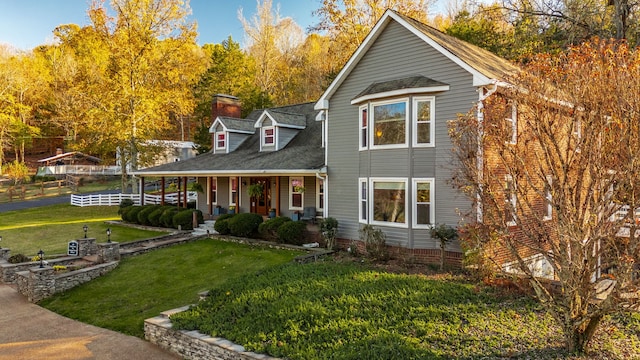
[132,168,327,177]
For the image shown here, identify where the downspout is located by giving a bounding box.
[476,82,498,222]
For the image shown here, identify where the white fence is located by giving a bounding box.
[39,165,121,176]
[70,192,197,207]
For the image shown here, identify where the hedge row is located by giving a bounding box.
[214,215,307,245]
[120,203,203,230]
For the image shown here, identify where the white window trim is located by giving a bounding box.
[544,175,552,221]
[230,178,237,206]
[262,126,276,149]
[316,178,324,212]
[359,105,368,151]
[505,174,517,226]
[506,102,517,145]
[370,177,408,228]
[215,132,226,151]
[289,176,304,210]
[359,177,368,224]
[412,97,435,147]
[210,177,217,205]
[412,178,435,228]
[370,99,409,150]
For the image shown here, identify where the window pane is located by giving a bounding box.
[373,102,406,145]
[416,183,430,202]
[417,101,431,121]
[292,193,302,208]
[373,181,405,223]
[361,200,367,220]
[417,123,430,144]
[416,204,431,225]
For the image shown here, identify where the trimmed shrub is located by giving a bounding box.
[258,216,292,241]
[320,217,339,250]
[118,199,135,215]
[214,214,235,235]
[148,206,170,227]
[228,213,264,238]
[277,221,307,245]
[124,206,145,224]
[8,254,30,264]
[137,205,161,226]
[173,209,199,230]
[360,224,389,261]
[160,207,180,228]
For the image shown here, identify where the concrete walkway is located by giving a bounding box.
[0,284,179,360]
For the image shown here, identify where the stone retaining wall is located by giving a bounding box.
[145,306,279,360]
[16,261,118,303]
[1,256,82,284]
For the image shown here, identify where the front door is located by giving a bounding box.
[249,177,270,216]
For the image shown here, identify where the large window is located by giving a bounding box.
[263,127,275,146]
[372,100,407,148]
[371,178,407,227]
[359,105,368,150]
[290,177,304,210]
[413,97,435,147]
[230,178,238,206]
[359,178,367,223]
[413,178,434,228]
[216,132,226,150]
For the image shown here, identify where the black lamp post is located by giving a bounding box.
[38,249,44,268]
[83,224,88,238]
[106,228,111,243]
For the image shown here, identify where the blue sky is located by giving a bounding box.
[0,0,450,51]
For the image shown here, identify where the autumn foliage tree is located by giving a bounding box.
[450,38,640,353]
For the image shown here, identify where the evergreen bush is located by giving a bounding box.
[137,205,161,226]
[124,206,145,224]
[277,221,307,245]
[148,206,170,227]
[258,216,292,241]
[214,214,235,235]
[8,254,30,264]
[228,213,263,238]
[160,207,180,228]
[118,199,135,215]
[360,224,388,261]
[173,209,200,230]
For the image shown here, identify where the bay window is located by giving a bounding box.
[371,178,407,227]
[413,179,434,228]
[359,178,367,223]
[372,100,407,148]
[413,97,435,147]
[359,105,368,150]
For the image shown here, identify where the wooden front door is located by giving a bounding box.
[249,177,270,216]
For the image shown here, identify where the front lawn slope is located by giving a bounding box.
[172,261,640,360]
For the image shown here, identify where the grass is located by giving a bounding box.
[0,204,167,256]
[171,259,640,360]
[0,178,121,204]
[39,239,304,337]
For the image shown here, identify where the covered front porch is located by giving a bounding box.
[138,171,326,221]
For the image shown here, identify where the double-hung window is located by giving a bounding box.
[544,175,553,220]
[290,177,304,210]
[210,177,217,205]
[230,178,238,206]
[359,178,367,223]
[371,178,407,227]
[263,127,275,146]
[372,100,408,148]
[317,179,324,212]
[505,175,517,226]
[505,102,517,144]
[216,132,226,150]
[413,97,435,147]
[413,178,434,228]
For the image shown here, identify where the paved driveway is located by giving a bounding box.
[0,285,179,360]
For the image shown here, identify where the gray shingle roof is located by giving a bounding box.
[353,75,449,101]
[134,102,323,176]
[262,109,307,128]
[216,117,255,133]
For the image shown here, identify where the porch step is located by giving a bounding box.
[192,220,217,236]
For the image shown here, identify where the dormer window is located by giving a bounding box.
[216,132,226,150]
[263,127,275,146]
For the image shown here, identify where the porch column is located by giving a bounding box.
[140,176,145,206]
[276,176,280,216]
[183,176,188,208]
[177,177,182,208]
[161,177,165,206]
[236,176,240,213]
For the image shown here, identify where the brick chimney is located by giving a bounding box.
[211,94,241,120]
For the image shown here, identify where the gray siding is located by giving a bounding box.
[228,133,249,152]
[327,20,473,251]
[278,128,299,150]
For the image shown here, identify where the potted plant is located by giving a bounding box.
[228,206,236,214]
[269,208,276,218]
[247,183,264,199]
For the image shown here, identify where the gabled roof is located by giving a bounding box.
[255,109,307,129]
[315,9,519,110]
[351,75,450,104]
[209,116,255,134]
[133,102,324,177]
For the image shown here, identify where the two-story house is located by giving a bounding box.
[133,10,518,264]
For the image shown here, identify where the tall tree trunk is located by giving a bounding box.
[566,314,603,353]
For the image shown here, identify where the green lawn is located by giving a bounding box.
[40,239,303,337]
[0,178,121,204]
[0,204,167,256]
